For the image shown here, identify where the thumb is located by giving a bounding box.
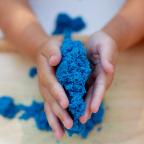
[101,57,114,75]
[100,46,114,75]
[99,31,118,74]
[41,39,62,67]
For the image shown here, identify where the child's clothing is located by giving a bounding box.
[0,0,125,39]
[29,0,125,35]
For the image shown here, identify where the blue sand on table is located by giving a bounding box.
[0,97,20,119]
[19,101,51,131]
[53,13,86,35]
[29,67,37,78]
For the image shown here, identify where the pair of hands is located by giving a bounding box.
[37,31,119,139]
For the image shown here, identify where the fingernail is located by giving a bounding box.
[92,107,99,113]
[64,119,73,129]
[49,55,58,66]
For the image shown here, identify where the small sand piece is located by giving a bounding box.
[19,101,51,131]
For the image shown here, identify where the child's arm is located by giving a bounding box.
[80,0,144,123]
[103,0,144,50]
[0,0,73,139]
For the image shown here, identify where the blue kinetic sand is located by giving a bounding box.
[29,67,37,78]
[56,39,90,137]
[55,39,105,137]
[19,100,104,138]
[54,13,105,137]
[19,101,51,131]
[53,13,86,35]
[0,96,20,119]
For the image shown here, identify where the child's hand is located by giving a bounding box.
[80,31,119,123]
[37,37,73,139]
[0,0,73,139]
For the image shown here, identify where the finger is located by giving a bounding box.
[41,86,73,129]
[91,71,106,113]
[99,48,114,89]
[38,55,69,108]
[80,86,94,124]
[44,103,64,140]
[51,97,73,129]
[40,37,62,66]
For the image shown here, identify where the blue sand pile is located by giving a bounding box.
[0,13,105,139]
[29,67,37,78]
[0,96,104,138]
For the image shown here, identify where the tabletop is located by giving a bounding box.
[0,39,144,144]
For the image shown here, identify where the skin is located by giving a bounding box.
[0,0,144,139]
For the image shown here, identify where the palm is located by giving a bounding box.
[80,31,118,124]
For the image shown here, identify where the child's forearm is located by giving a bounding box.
[0,0,49,60]
[103,0,144,51]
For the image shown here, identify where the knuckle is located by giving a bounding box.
[39,41,56,59]
[54,107,65,122]
[49,97,56,106]
[38,40,49,54]
[40,87,54,104]
[50,85,60,98]
[57,112,65,122]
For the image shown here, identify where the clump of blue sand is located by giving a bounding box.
[0,13,104,138]
[53,13,85,35]
[29,67,37,78]
[0,97,20,119]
